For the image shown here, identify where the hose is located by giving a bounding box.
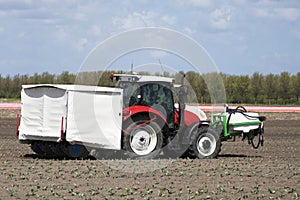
[251,124,264,149]
[226,106,248,134]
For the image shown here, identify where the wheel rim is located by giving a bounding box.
[130,125,157,156]
[197,133,217,157]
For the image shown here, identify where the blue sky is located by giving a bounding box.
[0,0,299,76]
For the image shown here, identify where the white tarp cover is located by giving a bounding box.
[19,84,123,150]
[66,89,123,149]
[19,86,67,141]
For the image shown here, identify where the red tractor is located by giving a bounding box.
[111,73,220,159]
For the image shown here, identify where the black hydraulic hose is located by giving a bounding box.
[251,124,264,149]
[251,136,260,149]
[235,106,247,112]
[226,106,248,134]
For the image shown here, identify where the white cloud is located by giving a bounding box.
[0,0,33,10]
[183,27,196,35]
[292,29,300,39]
[113,11,156,30]
[276,8,300,21]
[254,8,271,18]
[112,11,176,30]
[71,12,86,21]
[232,0,247,5]
[150,50,168,59]
[162,15,176,25]
[0,0,299,75]
[210,7,233,30]
[76,38,88,51]
[55,27,68,41]
[254,7,300,21]
[17,32,26,39]
[40,0,60,3]
[88,24,102,36]
[180,0,212,8]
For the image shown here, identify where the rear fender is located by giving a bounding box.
[181,122,210,145]
[122,105,168,130]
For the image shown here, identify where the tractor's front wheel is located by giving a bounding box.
[123,118,163,159]
[191,127,221,159]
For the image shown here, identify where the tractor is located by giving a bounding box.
[17,73,265,159]
[110,73,218,159]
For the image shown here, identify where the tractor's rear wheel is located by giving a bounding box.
[123,118,163,159]
[191,127,221,159]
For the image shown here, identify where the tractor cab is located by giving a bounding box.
[111,73,178,129]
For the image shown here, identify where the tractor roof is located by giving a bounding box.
[113,74,174,84]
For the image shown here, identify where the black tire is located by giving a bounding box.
[191,126,221,159]
[64,144,89,159]
[30,141,53,158]
[30,141,45,156]
[49,143,68,158]
[123,117,163,159]
[180,123,199,159]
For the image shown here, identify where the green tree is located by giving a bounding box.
[291,72,300,104]
[28,73,41,84]
[41,72,55,84]
[239,75,251,103]
[250,72,263,104]
[203,72,225,104]
[228,75,240,103]
[56,71,75,84]
[278,72,291,104]
[198,75,208,104]
[11,74,21,98]
[264,74,277,104]
[0,74,4,98]
[3,75,12,98]
[185,71,201,103]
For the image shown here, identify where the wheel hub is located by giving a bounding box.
[197,133,216,156]
[130,126,157,156]
[202,139,211,150]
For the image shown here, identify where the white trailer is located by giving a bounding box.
[18,84,123,154]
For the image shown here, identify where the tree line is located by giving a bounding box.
[0,71,299,105]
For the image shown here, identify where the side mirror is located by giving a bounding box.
[109,72,119,82]
[109,72,114,81]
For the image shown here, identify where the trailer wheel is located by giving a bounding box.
[30,141,46,157]
[64,144,89,159]
[191,127,221,159]
[49,143,68,158]
[123,118,163,159]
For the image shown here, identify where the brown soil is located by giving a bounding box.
[0,111,299,199]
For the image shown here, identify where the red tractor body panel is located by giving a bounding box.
[184,110,200,126]
[122,105,168,124]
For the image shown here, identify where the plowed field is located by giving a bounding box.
[0,111,299,199]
